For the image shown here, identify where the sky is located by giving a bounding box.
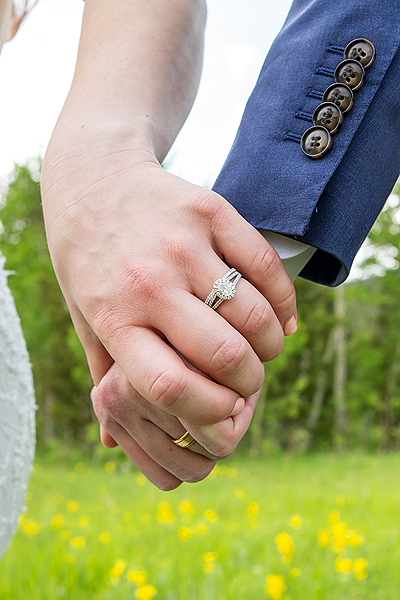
[0,0,393,279]
[0,0,292,184]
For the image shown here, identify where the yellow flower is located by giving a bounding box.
[290,567,301,579]
[353,558,368,580]
[105,461,116,472]
[78,515,90,529]
[18,512,26,525]
[329,510,340,525]
[179,499,195,514]
[99,532,111,544]
[202,552,217,572]
[203,551,217,562]
[203,562,215,573]
[69,536,86,549]
[123,511,134,522]
[317,529,330,548]
[127,570,147,586]
[275,533,295,563]
[289,514,302,530]
[346,530,364,546]
[178,527,193,541]
[157,503,173,523]
[59,529,71,540]
[247,502,259,518]
[331,522,348,552]
[23,520,41,536]
[335,494,345,506]
[234,488,245,499]
[109,559,127,578]
[134,584,157,600]
[67,501,79,512]
[264,574,286,600]
[51,515,64,530]
[204,509,218,523]
[335,557,352,573]
[136,474,147,487]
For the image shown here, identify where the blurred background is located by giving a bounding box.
[1,1,400,599]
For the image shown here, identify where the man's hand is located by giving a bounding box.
[91,362,260,490]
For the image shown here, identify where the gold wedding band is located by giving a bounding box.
[172,431,195,448]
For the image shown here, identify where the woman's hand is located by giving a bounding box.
[42,137,295,426]
[41,0,296,460]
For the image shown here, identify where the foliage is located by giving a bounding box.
[0,161,93,444]
[2,452,400,599]
[1,161,400,453]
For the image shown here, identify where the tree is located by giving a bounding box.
[0,161,93,445]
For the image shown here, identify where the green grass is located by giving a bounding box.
[1,452,400,599]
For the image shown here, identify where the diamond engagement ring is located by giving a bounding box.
[205,267,242,311]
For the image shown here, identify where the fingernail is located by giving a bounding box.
[284,316,297,336]
[230,397,245,416]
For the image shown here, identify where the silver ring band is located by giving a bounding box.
[205,268,242,311]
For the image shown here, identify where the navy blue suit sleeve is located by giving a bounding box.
[212,0,400,286]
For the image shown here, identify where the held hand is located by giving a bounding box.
[42,135,296,425]
[91,362,260,490]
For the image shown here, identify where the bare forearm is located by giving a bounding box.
[54,0,207,162]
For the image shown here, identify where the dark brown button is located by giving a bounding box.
[301,126,332,158]
[344,38,375,69]
[335,59,365,91]
[312,102,343,134]
[323,83,354,114]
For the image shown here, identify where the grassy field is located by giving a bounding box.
[1,452,400,600]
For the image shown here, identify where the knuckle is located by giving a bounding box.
[89,305,119,338]
[246,363,266,393]
[91,367,134,424]
[159,233,191,268]
[89,307,131,348]
[212,434,238,459]
[209,338,248,375]
[262,331,285,363]
[241,301,274,337]
[272,285,297,320]
[123,264,163,301]
[93,384,119,424]
[189,190,226,223]
[148,369,188,412]
[252,245,281,280]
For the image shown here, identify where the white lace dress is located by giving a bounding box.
[0,254,36,559]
